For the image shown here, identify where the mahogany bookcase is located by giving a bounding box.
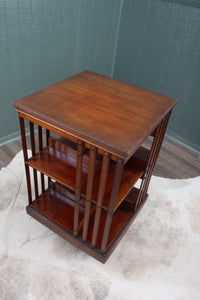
[13,71,177,263]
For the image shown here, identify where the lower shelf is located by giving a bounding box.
[27,186,148,263]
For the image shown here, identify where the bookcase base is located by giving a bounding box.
[26,194,148,264]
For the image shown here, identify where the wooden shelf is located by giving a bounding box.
[27,137,148,212]
[132,146,150,166]
[27,184,148,261]
[122,187,140,210]
[49,181,87,209]
[85,202,132,251]
[27,185,135,252]
[83,152,147,212]
[28,187,85,233]
[26,142,90,192]
[90,161,143,211]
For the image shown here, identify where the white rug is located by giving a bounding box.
[0,151,200,300]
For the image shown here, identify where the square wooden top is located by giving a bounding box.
[13,71,177,159]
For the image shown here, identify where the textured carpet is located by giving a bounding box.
[0,151,200,300]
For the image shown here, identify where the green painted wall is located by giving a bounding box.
[113,0,200,152]
[0,0,122,144]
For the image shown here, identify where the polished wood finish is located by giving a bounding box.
[26,186,148,263]
[46,129,51,187]
[19,117,32,204]
[92,153,110,247]
[74,141,84,236]
[38,125,45,193]
[85,155,145,211]
[13,71,177,263]
[29,187,85,233]
[1,135,198,179]
[101,159,124,252]
[135,117,170,210]
[26,142,89,192]
[29,122,39,199]
[13,70,177,160]
[82,147,96,241]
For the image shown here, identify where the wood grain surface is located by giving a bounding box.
[13,71,177,159]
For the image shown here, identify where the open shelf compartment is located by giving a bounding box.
[26,137,92,192]
[86,154,145,212]
[27,182,147,257]
[28,186,84,232]
[26,136,150,212]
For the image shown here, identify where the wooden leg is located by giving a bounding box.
[73,141,84,236]
[101,159,124,252]
[82,146,96,241]
[91,152,110,247]
[29,122,38,199]
[19,116,32,204]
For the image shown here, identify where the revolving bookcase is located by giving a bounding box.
[13,71,177,263]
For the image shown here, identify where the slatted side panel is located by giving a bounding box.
[135,112,171,210]
[79,148,125,252]
[141,113,171,201]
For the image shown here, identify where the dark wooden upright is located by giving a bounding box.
[13,71,177,263]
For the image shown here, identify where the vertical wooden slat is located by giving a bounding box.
[101,159,124,252]
[19,116,32,204]
[38,125,45,193]
[46,129,50,146]
[29,121,38,198]
[91,152,110,247]
[73,140,84,236]
[46,129,51,187]
[82,146,96,241]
